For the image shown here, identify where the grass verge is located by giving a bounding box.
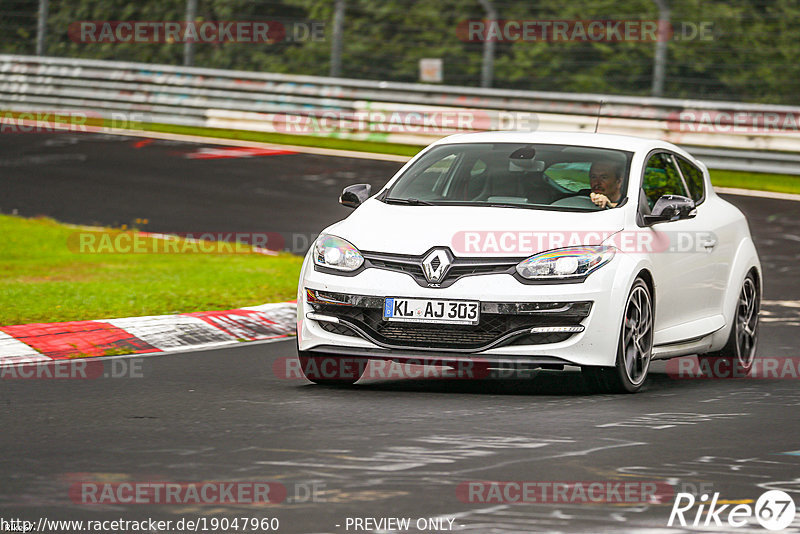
[709,169,800,195]
[0,215,303,326]
[142,122,424,157]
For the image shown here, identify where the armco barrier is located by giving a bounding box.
[2,54,800,174]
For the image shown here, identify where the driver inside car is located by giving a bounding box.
[589,160,624,208]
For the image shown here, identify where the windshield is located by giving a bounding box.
[384,143,633,212]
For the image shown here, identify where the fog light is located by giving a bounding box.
[306,312,340,324]
[529,326,585,334]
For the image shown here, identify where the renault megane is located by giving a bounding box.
[295,132,761,393]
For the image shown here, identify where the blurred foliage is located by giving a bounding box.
[2,0,799,103]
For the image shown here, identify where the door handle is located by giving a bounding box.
[702,238,717,250]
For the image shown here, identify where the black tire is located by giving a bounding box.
[583,278,654,394]
[296,344,368,386]
[698,272,759,378]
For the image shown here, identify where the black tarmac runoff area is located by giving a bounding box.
[1,132,800,533]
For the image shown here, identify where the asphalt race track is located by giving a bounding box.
[2,132,800,533]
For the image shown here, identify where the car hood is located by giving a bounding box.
[325,199,626,257]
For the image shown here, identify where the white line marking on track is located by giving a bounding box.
[714,186,800,202]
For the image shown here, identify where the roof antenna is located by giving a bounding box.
[594,100,604,133]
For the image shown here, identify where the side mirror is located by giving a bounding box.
[644,195,696,225]
[339,184,372,209]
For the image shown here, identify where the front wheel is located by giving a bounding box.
[583,278,654,393]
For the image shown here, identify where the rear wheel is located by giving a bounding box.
[698,272,759,377]
[583,278,653,393]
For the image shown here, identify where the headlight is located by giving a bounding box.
[313,234,364,272]
[516,246,615,280]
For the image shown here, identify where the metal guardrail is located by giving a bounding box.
[687,147,800,175]
[2,54,800,175]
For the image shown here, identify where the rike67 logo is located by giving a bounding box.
[668,490,796,531]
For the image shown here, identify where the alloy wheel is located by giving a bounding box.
[622,284,653,386]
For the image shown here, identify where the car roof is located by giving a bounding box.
[432,131,685,156]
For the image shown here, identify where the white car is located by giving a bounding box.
[296,132,761,392]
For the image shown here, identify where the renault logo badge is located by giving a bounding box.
[421,248,452,283]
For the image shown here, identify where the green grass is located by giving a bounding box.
[709,169,800,195]
[0,215,303,326]
[141,122,424,157]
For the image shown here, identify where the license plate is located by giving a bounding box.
[383,298,480,325]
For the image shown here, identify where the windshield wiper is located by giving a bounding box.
[383,197,435,206]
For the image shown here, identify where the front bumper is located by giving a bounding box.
[298,259,629,368]
[306,289,591,351]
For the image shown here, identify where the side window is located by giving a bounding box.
[642,153,689,209]
[470,159,487,176]
[676,156,705,203]
[460,158,489,200]
[545,162,591,192]
[393,153,458,199]
[424,154,458,189]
